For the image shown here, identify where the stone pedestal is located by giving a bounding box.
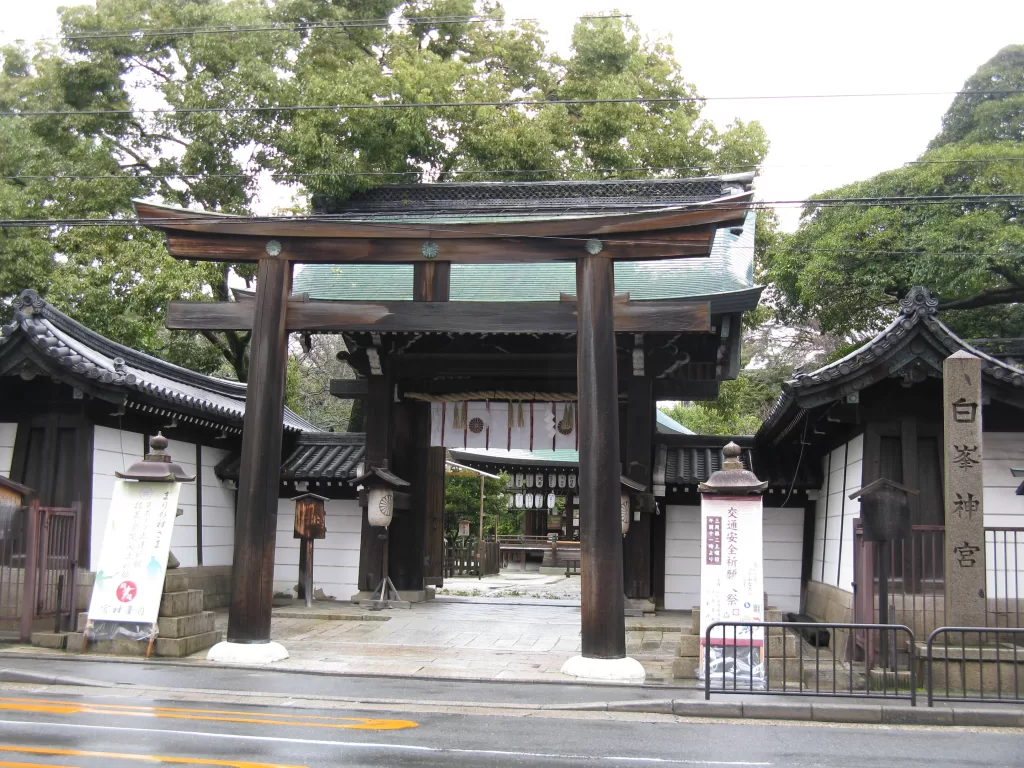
[61,571,220,657]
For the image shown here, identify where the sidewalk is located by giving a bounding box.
[2,586,688,685]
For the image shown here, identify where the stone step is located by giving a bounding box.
[157,611,215,639]
[160,589,204,618]
[31,631,69,650]
[163,571,190,595]
[672,655,700,679]
[155,630,222,658]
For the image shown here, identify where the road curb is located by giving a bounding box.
[601,699,1024,727]
[0,668,114,688]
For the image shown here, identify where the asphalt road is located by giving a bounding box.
[0,692,1020,768]
[0,653,678,704]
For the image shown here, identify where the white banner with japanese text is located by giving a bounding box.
[87,480,181,625]
[699,495,765,646]
[430,401,578,450]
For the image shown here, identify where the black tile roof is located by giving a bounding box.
[312,174,755,217]
[653,436,820,490]
[0,289,318,434]
[215,433,366,482]
[758,286,1024,444]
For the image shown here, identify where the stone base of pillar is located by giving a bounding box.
[350,589,431,604]
[560,654,646,682]
[207,640,289,664]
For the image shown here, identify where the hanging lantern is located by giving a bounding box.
[525,493,534,509]
[535,492,544,509]
[515,492,524,508]
[548,473,557,488]
[568,474,577,489]
[535,473,544,488]
[368,487,394,528]
[547,492,556,509]
[621,494,631,537]
[558,474,566,489]
[525,474,534,488]
[515,472,524,488]
[350,464,409,530]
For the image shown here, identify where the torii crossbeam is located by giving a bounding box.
[137,180,753,676]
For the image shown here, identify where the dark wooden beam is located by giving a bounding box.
[652,380,720,401]
[414,262,451,301]
[226,256,291,644]
[623,375,653,600]
[136,194,751,242]
[161,230,714,264]
[357,359,394,593]
[166,299,711,335]
[576,254,627,659]
[329,379,368,398]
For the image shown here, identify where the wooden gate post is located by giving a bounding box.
[19,499,40,643]
[209,254,292,662]
[562,251,643,681]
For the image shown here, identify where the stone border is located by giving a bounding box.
[596,699,1024,727]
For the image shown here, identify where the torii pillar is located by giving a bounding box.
[561,245,645,682]
[208,249,291,663]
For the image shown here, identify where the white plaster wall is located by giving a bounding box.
[164,438,198,569]
[982,432,1024,600]
[0,423,16,478]
[200,445,236,567]
[273,499,361,601]
[91,425,147,569]
[664,504,805,613]
[809,434,863,593]
[91,428,236,570]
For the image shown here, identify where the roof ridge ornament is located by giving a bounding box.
[898,286,939,318]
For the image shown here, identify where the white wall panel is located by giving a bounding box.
[0,423,16,478]
[273,499,362,601]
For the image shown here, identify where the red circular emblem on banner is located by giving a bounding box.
[116,581,137,603]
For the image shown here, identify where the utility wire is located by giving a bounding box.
[6,156,1024,183]
[2,193,1023,230]
[3,91,1022,119]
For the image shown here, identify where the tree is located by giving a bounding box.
[763,45,1024,339]
[443,470,509,542]
[2,1,768,381]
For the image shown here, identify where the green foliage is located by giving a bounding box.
[2,1,768,385]
[764,46,1024,339]
[444,470,509,541]
[660,368,784,435]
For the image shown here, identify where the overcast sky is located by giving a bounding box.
[3,0,1022,229]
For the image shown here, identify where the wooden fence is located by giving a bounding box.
[444,540,500,578]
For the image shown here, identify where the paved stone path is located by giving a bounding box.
[436,573,582,601]
[210,598,689,684]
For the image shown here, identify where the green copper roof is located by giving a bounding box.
[656,410,694,435]
[293,211,758,305]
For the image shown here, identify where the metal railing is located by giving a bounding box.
[705,621,917,705]
[926,627,1024,706]
[985,528,1023,630]
[853,524,1024,659]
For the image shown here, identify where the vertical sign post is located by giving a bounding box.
[943,350,987,628]
[698,443,768,687]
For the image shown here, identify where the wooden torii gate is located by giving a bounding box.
[139,187,751,674]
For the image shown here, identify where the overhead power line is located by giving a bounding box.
[3,91,1022,119]
[1,193,1023,230]
[5,156,1024,183]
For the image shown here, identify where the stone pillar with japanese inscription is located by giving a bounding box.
[943,350,986,628]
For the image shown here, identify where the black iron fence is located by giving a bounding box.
[926,627,1024,706]
[704,621,917,704]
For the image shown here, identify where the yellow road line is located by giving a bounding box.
[0,697,417,731]
[0,760,78,768]
[0,745,303,768]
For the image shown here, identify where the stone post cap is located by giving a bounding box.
[699,442,768,495]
